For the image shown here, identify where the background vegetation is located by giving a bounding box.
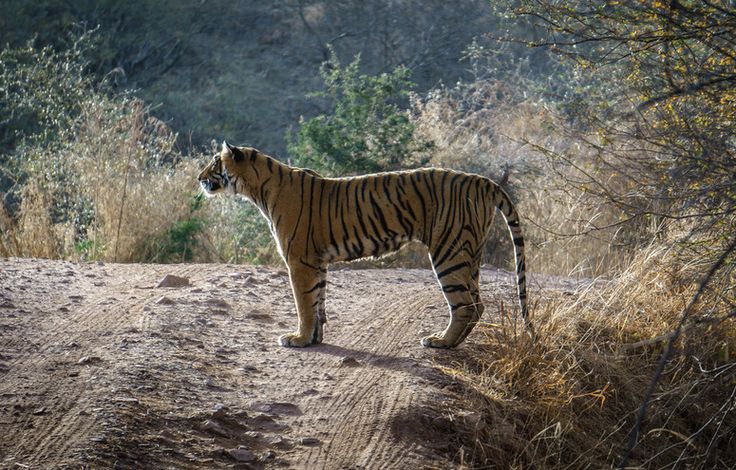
[1,1,734,468]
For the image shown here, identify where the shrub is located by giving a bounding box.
[0,34,203,262]
[287,49,433,175]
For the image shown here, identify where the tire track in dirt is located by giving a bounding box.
[0,261,204,468]
[280,272,454,469]
[1,261,489,469]
[0,264,140,467]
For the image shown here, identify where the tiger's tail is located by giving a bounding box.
[493,185,532,336]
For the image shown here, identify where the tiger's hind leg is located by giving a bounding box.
[279,262,327,347]
[422,257,484,348]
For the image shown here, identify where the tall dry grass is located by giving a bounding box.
[440,240,735,468]
[411,80,735,468]
[0,97,202,262]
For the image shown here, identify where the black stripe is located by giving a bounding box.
[369,192,395,236]
[441,284,466,293]
[304,279,327,294]
[436,262,467,279]
[408,174,427,238]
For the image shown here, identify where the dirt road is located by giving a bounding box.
[0,258,521,469]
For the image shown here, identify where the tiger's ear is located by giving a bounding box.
[222,141,244,162]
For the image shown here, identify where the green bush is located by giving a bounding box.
[287,49,433,175]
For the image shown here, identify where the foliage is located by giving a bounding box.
[198,198,281,265]
[150,194,205,263]
[489,2,736,466]
[445,246,735,468]
[504,0,736,248]
[0,35,203,262]
[288,50,433,175]
[0,32,95,158]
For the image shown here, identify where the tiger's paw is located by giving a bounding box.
[420,334,455,349]
[278,333,313,348]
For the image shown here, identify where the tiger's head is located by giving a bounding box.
[198,141,258,197]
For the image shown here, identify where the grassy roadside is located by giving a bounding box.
[440,245,735,468]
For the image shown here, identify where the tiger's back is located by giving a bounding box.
[199,143,529,348]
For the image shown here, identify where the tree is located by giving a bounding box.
[505,0,735,245]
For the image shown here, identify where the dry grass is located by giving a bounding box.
[1,98,202,262]
[412,81,639,277]
[440,245,736,468]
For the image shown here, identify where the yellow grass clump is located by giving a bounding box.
[440,244,735,468]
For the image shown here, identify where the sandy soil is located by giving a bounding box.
[0,258,533,469]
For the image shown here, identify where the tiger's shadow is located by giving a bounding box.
[299,342,459,380]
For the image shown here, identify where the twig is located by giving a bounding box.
[618,310,736,353]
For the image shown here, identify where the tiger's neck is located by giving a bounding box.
[236,153,293,220]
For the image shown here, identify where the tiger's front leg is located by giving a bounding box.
[279,262,327,347]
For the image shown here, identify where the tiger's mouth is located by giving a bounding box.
[199,179,223,195]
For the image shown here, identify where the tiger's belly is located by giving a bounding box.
[322,233,412,263]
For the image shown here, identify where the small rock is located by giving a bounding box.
[299,437,320,446]
[155,296,175,305]
[227,447,256,462]
[32,407,47,415]
[212,403,229,419]
[77,356,101,365]
[156,274,190,288]
[265,435,285,446]
[201,419,229,437]
[260,450,276,461]
[339,356,361,367]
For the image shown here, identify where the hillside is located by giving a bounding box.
[1,0,517,156]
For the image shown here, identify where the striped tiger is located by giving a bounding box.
[198,142,530,348]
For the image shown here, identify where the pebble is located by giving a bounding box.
[156,274,190,288]
[201,419,229,437]
[260,450,276,461]
[299,437,320,446]
[155,296,175,305]
[227,447,256,462]
[77,356,101,365]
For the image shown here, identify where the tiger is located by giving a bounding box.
[198,142,530,348]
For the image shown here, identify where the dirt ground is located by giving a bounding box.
[0,258,532,469]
